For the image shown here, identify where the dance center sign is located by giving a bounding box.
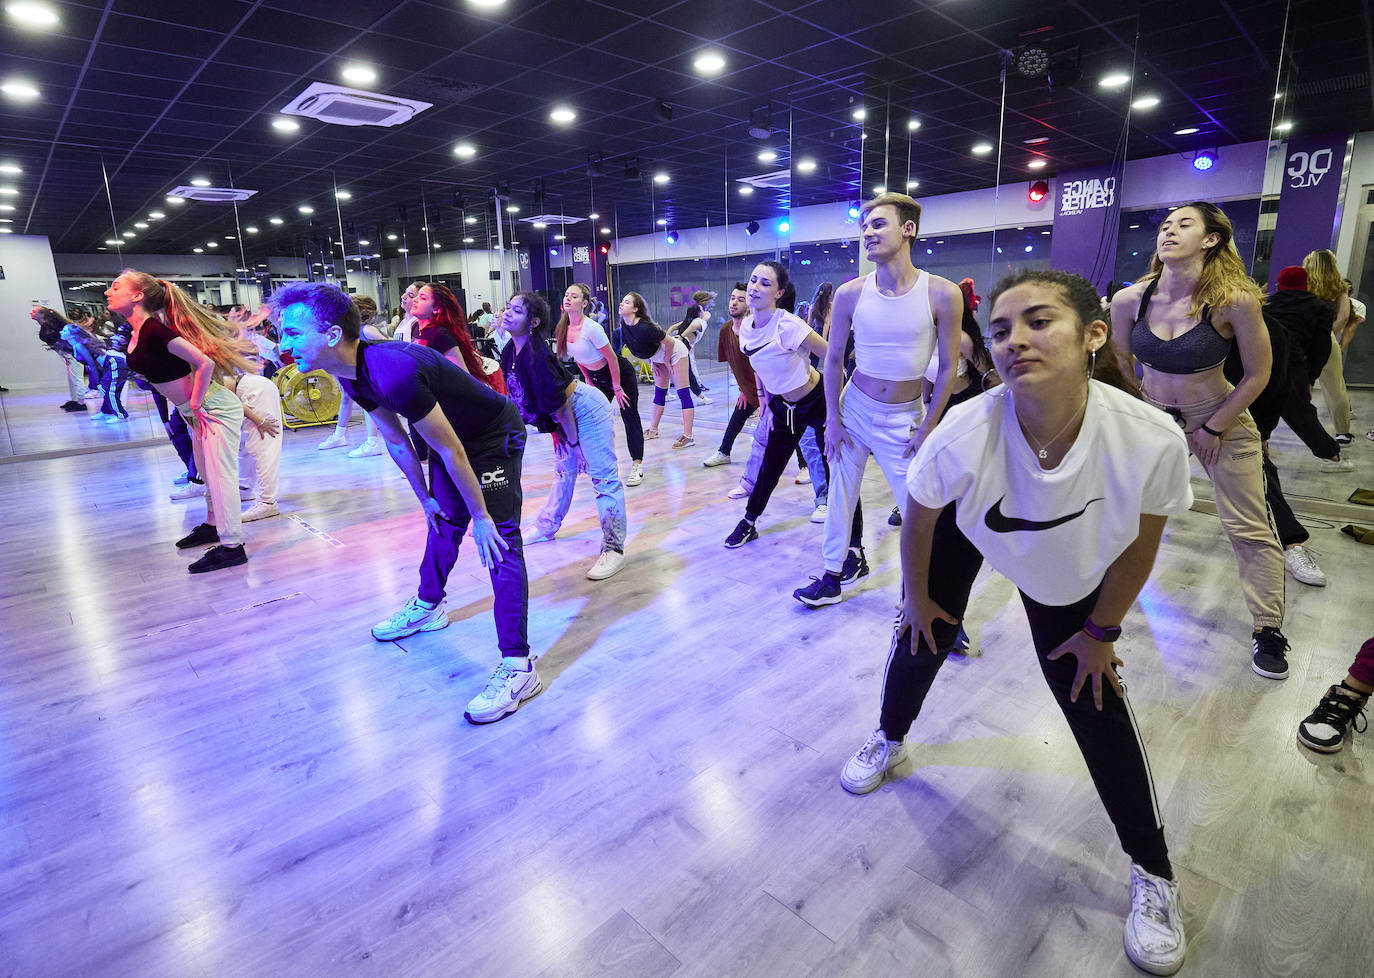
[1050,164,1124,294]
[1266,132,1348,291]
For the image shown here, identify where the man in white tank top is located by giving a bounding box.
[794,193,963,607]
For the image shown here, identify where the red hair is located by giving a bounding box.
[416,282,493,388]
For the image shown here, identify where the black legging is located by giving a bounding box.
[878,501,1172,880]
[719,401,757,455]
[586,356,644,462]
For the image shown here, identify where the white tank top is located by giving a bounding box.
[852,270,936,381]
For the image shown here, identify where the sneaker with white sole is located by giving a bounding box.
[464,659,541,724]
[810,503,828,524]
[586,549,626,580]
[724,518,758,548]
[1297,683,1368,753]
[317,430,347,451]
[727,482,751,500]
[644,428,660,440]
[1251,626,1291,680]
[839,548,870,587]
[702,450,731,467]
[239,485,255,502]
[349,437,385,458]
[522,524,558,545]
[840,729,907,794]
[371,596,449,641]
[793,572,842,608]
[695,394,714,405]
[170,480,205,501]
[241,502,280,522]
[1283,545,1326,586]
[1319,455,1354,473]
[1124,863,1187,976]
[1336,432,1354,446]
[626,461,644,487]
[795,469,812,485]
[672,435,695,450]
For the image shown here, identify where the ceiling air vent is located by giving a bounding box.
[282,82,433,128]
[520,214,586,226]
[167,186,258,203]
[738,169,790,190]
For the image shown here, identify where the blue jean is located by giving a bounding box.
[534,382,627,553]
[742,404,829,506]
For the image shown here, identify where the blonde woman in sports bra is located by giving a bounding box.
[1110,201,1293,681]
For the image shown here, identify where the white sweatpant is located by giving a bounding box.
[236,374,282,506]
[821,382,922,572]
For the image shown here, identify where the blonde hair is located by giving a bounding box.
[1302,249,1346,302]
[1141,202,1263,317]
[120,269,260,374]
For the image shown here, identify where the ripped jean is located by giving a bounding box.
[533,382,627,553]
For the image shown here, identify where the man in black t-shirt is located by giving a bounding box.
[274,282,539,725]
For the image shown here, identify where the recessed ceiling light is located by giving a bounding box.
[149,211,164,219]
[554,234,565,241]
[796,158,817,173]
[505,205,519,213]
[907,119,921,131]
[852,107,866,121]
[532,222,546,229]
[207,242,218,248]
[0,186,18,195]
[272,117,300,132]
[386,233,397,240]
[269,216,283,224]
[397,247,409,253]
[189,177,211,187]
[0,228,12,234]
[1275,120,1293,133]
[122,231,134,238]
[341,64,377,85]
[134,222,148,228]
[1131,96,1160,110]
[224,234,235,240]
[166,195,185,204]
[757,150,777,163]
[335,190,352,200]
[193,247,203,253]
[1028,159,1047,170]
[873,184,886,194]
[453,142,476,157]
[2,79,40,101]
[1098,73,1130,89]
[653,172,669,184]
[739,186,754,196]
[588,212,600,219]
[468,0,506,7]
[298,205,314,214]
[0,204,13,211]
[907,180,919,190]
[693,51,726,75]
[0,163,22,174]
[245,226,259,233]
[463,236,475,243]
[6,2,60,28]
[104,238,119,245]
[1174,127,1199,135]
[601,227,611,234]
[972,142,993,155]
[549,105,576,124]
[465,215,476,224]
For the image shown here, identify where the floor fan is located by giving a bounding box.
[274,364,342,429]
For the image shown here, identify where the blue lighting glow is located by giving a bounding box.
[847,203,861,219]
[549,247,559,257]
[1024,245,1033,253]
[926,248,933,255]
[665,229,679,245]
[777,219,790,233]
[1193,150,1217,171]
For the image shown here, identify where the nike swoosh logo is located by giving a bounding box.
[983,495,1104,533]
[741,342,767,356]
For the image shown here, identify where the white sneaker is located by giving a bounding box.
[371,596,449,641]
[1319,455,1354,473]
[464,659,541,724]
[702,450,731,467]
[522,524,557,545]
[1124,863,1187,976]
[349,437,385,458]
[695,394,714,405]
[811,503,828,523]
[727,482,751,500]
[318,430,347,450]
[840,730,907,795]
[625,461,644,487]
[795,469,812,485]
[1284,545,1326,587]
[169,481,205,500]
[242,502,280,522]
[586,549,625,581]
[239,485,255,501]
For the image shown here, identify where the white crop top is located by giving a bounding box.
[738,309,813,394]
[924,348,968,384]
[565,319,611,366]
[853,270,936,381]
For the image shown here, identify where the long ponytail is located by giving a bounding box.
[122,269,259,374]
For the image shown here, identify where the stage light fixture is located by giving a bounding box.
[847,203,861,219]
[777,219,790,234]
[745,220,760,236]
[665,229,679,244]
[1028,180,1049,202]
[1192,149,1218,171]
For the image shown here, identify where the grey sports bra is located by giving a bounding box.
[1131,278,1233,375]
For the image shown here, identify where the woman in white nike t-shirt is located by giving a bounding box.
[840,269,1193,977]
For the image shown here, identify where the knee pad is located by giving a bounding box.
[677,388,694,410]
[653,386,667,407]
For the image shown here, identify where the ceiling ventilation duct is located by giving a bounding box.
[281,82,433,128]
[167,185,258,203]
[737,169,790,190]
[520,214,587,226]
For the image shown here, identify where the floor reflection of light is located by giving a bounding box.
[691,777,750,841]
[578,698,614,750]
[520,877,578,954]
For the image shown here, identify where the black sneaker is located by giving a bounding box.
[176,522,220,549]
[1251,626,1291,680]
[793,572,842,607]
[59,400,80,411]
[888,506,902,527]
[839,548,870,587]
[1335,433,1353,446]
[188,544,247,574]
[1297,683,1368,753]
[69,402,89,412]
[724,519,758,549]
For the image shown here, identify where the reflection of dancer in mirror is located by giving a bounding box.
[276,281,539,725]
[844,270,1191,977]
[558,283,645,487]
[502,291,628,582]
[1303,249,1353,444]
[617,292,695,449]
[106,270,260,574]
[794,194,963,607]
[671,291,714,404]
[1112,202,1294,680]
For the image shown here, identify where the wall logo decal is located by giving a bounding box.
[1059,176,1116,216]
[1286,149,1332,189]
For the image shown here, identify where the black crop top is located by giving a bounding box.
[127,317,193,383]
[1130,278,1233,375]
[618,319,667,361]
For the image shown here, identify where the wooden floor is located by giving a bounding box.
[1,381,1371,978]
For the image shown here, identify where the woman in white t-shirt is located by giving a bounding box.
[556,283,645,487]
[841,269,1192,977]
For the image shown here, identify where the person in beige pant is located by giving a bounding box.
[1304,250,1353,438]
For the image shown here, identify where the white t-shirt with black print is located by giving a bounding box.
[906,380,1193,606]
